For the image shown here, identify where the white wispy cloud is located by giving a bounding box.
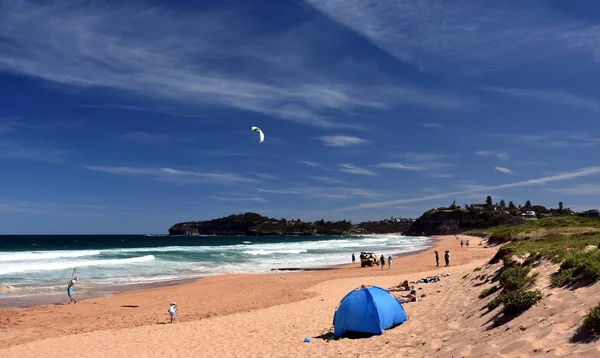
[312,176,343,184]
[210,196,266,202]
[377,153,454,177]
[338,164,376,176]
[318,135,369,147]
[499,132,600,148]
[257,188,300,194]
[376,163,425,171]
[0,1,469,129]
[495,167,513,175]
[475,150,509,160]
[546,184,600,195]
[290,186,384,200]
[305,0,600,74]
[481,87,600,114]
[85,166,257,185]
[298,160,321,167]
[331,166,600,212]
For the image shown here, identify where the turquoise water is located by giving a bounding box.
[0,234,431,299]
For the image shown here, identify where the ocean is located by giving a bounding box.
[0,234,431,303]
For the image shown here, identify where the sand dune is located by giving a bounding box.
[1,235,598,357]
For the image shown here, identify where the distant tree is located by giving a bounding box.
[558,201,564,212]
[485,196,493,208]
[500,199,506,208]
[508,201,516,210]
[450,200,457,210]
[525,200,532,209]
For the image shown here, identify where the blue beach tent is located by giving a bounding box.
[333,285,408,338]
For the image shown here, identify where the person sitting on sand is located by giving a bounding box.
[399,280,410,290]
[67,275,78,304]
[168,302,177,323]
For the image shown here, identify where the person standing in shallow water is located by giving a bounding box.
[435,251,439,267]
[352,253,355,263]
[444,250,450,267]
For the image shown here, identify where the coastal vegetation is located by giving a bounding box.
[584,304,600,336]
[472,213,600,330]
[168,212,414,236]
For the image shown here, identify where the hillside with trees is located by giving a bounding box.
[168,213,414,236]
[403,196,579,236]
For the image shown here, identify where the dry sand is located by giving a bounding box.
[1,235,598,357]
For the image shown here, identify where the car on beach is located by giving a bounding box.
[359,251,379,267]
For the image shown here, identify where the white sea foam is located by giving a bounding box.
[0,250,101,262]
[0,255,155,275]
[0,235,432,299]
[242,249,308,255]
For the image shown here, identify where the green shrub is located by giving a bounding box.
[583,304,600,336]
[523,252,543,267]
[551,250,600,287]
[499,266,533,291]
[502,289,543,315]
[486,294,505,311]
[479,285,499,299]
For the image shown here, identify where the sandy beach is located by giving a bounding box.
[1,235,598,357]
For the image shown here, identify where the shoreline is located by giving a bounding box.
[0,234,485,350]
[0,235,435,310]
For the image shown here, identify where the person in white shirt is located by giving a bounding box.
[168,302,177,323]
[67,275,78,304]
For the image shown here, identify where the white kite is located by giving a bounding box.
[251,126,264,143]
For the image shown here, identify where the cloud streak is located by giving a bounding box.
[305,0,600,74]
[0,0,469,129]
[495,166,513,174]
[331,166,600,212]
[318,135,368,147]
[338,164,376,176]
[481,87,600,114]
[86,166,257,185]
[476,150,509,160]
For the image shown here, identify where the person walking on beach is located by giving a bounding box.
[388,255,392,270]
[460,240,464,247]
[67,273,78,304]
[352,253,355,263]
[466,240,470,247]
[168,302,177,323]
[444,250,450,267]
[435,251,439,267]
[380,255,385,270]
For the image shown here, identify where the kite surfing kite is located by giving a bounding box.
[251,126,264,143]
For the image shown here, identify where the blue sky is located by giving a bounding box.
[1,0,600,234]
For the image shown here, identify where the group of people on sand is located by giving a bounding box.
[434,250,450,267]
[65,268,178,323]
[351,253,393,269]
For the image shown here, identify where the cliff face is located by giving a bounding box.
[404,210,524,236]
